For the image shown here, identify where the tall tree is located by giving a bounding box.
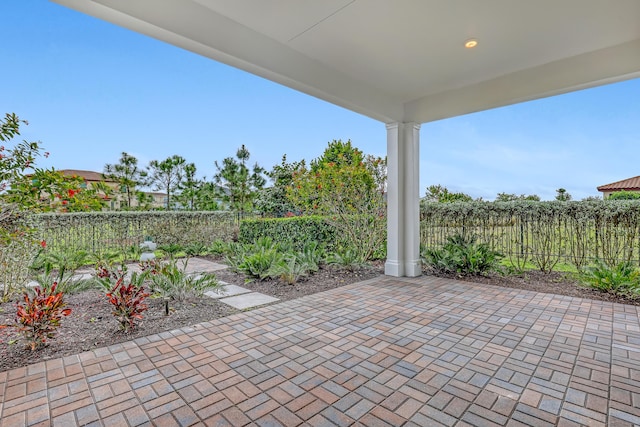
[287,141,387,261]
[213,145,265,214]
[555,188,572,201]
[175,162,200,210]
[146,155,187,210]
[103,152,145,209]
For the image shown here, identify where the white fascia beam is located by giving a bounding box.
[405,38,640,124]
[51,0,404,123]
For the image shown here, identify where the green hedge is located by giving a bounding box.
[239,216,339,252]
[34,211,240,254]
[421,200,640,270]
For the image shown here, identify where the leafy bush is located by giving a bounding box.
[297,241,324,272]
[239,247,284,280]
[581,259,640,297]
[30,248,94,295]
[267,254,312,285]
[0,203,40,301]
[239,216,338,252]
[327,246,366,271]
[15,282,71,350]
[106,277,150,332]
[146,259,220,301]
[422,233,502,275]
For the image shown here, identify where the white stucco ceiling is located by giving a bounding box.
[52,0,640,123]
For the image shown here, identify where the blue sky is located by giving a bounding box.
[3,1,639,201]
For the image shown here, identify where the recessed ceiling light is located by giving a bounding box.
[464,39,478,49]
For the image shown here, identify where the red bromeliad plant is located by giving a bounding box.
[15,282,71,350]
[106,277,150,332]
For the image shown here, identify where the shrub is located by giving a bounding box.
[422,233,502,275]
[267,254,312,285]
[147,259,220,301]
[239,216,338,252]
[239,247,284,280]
[581,259,640,297]
[327,246,366,271]
[30,248,93,295]
[297,241,324,272]
[15,282,71,350]
[106,277,150,332]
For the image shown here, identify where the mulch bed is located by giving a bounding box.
[1,261,637,373]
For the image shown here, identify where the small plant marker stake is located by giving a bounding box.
[164,297,170,316]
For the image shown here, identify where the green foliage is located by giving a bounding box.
[327,246,366,271]
[608,190,640,200]
[0,203,39,301]
[158,243,183,260]
[581,259,640,297]
[103,152,146,209]
[240,216,338,252]
[214,145,266,213]
[422,233,502,275]
[106,277,150,332]
[267,254,313,285]
[15,283,72,350]
[255,155,305,217]
[421,200,640,272]
[297,241,324,272]
[424,185,474,203]
[33,211,240,254]
[146,155,188,210]
[495,192,540,202]
[287,141,386,261]
[555,188,572,201]
[0,113,42,196]
[239,247,284,280]
[144,259,220,301]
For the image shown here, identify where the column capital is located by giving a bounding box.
[386,122,421,131]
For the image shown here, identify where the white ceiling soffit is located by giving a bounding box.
[52,0,640,123]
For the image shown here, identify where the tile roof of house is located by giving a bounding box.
[59,169,112,182]
[597,175,640,191]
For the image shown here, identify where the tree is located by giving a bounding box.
[555,188,572,201]
[255,155,306,216]
[495,192,540,202]
[7,168,106,212]
[103,152,146,209]
[213,145,265,214]
[425,185,473,203]
[192,182,220,211]
[174,162,199,210]
[287,140,386,261]
[146,155,187,210]
[0,113,43,196]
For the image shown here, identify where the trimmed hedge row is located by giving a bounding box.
[239,216,339,252]
[34,211,240,254]
[421,199,640,270]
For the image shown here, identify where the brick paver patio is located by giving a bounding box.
[1,275,639,426]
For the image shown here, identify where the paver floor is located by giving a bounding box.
[1,275,639,426]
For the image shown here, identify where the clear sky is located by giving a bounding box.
[3,1,639,201]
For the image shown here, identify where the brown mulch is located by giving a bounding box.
[1,260,637,373]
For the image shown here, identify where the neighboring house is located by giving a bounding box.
[60,170,165,210]
[597,176,640,199]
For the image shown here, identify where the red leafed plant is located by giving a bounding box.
[106,277,150,332]
[15,282,71,350]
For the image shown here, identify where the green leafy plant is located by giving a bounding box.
[15,282,71,350]
[422,233,502,275]
[267,254,312,285]
[30,248,93,295]
[297,241,324,272]
[158,243,183,260]
[581,259,640,297]
[327,246,366,271]
[106,277,150,332]
[239,247,284,280]
[146,259,220,301]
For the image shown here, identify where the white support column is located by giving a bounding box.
[385,122,421,277]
